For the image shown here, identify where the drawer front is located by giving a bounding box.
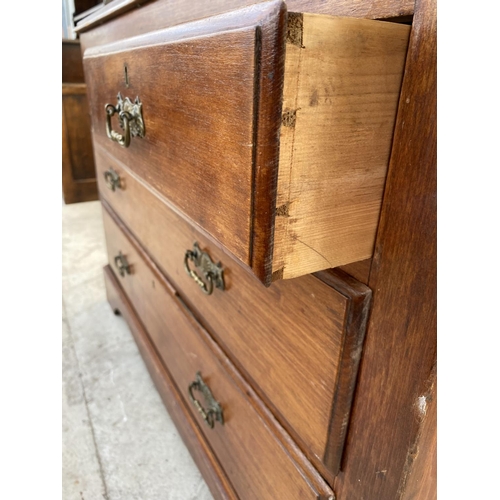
[84,2,285,276]
[84,3,409,285]
[101,207,334,500]
[97,148,371,476]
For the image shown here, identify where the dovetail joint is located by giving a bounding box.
[276,203,290,217]
[286,12,304,47]
[282,109,297,128]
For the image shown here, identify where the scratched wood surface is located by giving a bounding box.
[401,364,437,500]
[102,214,335,500]
[333,0,437,497]
[273,14,410,280]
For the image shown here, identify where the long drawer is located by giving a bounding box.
[102,207,334,500]
[97,152,371,478]
[84,1,409,285]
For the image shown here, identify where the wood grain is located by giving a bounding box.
[62,83,98,203]
[96,145,370,478]
[401,364,436,500]
[85,5,408,284]
[76,0,414,38]
[84,3,285,271]
[102,220,334,500]
[250,1,287,283]
[103,265,239,500]
[273,14,410,279]
[334,0,436,497]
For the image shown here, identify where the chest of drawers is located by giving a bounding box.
[77,1,436,498]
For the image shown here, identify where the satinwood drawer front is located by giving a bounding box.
[96,147,371,477]
[101,206,334,500]
[84,1,410,285]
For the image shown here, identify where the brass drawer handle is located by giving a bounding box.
[103,168,121,191]
[188,372,224,429]
[114,251,131,277]
[105,92,145,148]
[184,242,224,296]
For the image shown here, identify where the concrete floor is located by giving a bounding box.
[62,200,213,500]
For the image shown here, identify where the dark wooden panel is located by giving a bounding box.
[62,84,98,204]
[62,87,95,181]
[63,40,84,83]
[96,145,370,479]
[76,0,414,40]
[334,0,436,497]
[103,265,238,500]
[84,2,285,273]
[102,227,334,500]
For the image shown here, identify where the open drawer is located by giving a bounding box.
[85,1,410,285]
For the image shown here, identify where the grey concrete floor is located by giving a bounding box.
[62,200,213,500]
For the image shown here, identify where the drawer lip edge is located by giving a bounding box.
[249,0,287,285]
[315,268,372,473]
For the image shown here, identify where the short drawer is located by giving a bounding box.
[84,1,409,285]
[101,207,334,500]
[98,159,371,478]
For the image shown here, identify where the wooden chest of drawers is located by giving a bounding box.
[77,0,436,498]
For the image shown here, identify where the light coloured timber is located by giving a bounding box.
[273,14,410,280]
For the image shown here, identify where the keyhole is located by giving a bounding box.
[124,64,129,88]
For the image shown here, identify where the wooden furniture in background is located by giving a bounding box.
[62,39,98,204]
[76,0,436,498]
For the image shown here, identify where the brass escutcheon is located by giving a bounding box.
[188,372,224,429]
[103,168,121,191]
[114,251,131,277]
[184,242,224,296]
[105,92,145,148]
